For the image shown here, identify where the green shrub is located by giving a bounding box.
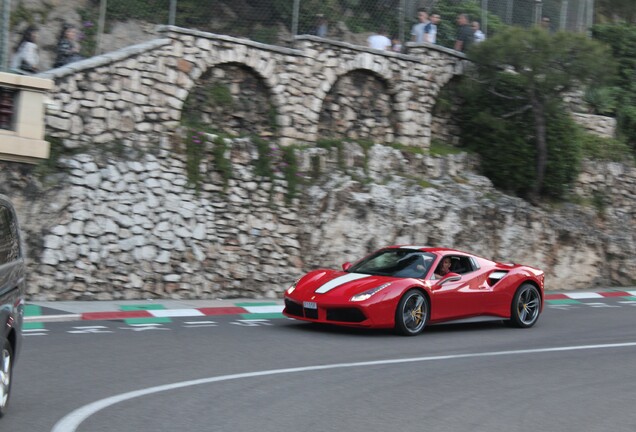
[281,146,300,202]
[592,23,636,152]
[212,136,232,189]
[207,83,233,108]
[253,136,275,178]
[184,128,207,190]
[579,132,634,163]
[458,74,581,199]
[584,86,620,116]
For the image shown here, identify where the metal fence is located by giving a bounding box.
[1,0,595,72]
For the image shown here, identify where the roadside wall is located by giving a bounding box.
[2,139,634,301]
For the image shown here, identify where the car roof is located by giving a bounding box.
[387,245,470,255]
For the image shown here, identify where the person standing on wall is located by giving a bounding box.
[454,13,474,52]
[411,8,430,43]
[10,25,40,74]
[368,26,392,50]
[424,13,441,44]
[54,24,84,68]
[472,20,486,43]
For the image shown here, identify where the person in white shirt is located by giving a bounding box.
[368,27,391,51]
[411,8,429,43]
[424,13,441,44]
[10,25,40,74]
[473,21,486,43]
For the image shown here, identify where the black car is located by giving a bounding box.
[0,195,25,417]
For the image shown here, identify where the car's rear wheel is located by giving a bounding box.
[0,339,13,418]
[395,289,429,336]
[509,283,541,328]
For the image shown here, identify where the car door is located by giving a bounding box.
[429,254,487,320]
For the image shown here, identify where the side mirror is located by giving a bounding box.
[342,262,352,271]
[434,272,461,287]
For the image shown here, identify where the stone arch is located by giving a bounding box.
[318,68,398,143]
[181,61,278,138]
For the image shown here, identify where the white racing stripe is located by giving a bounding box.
[314,273,370,294]
[51,341,636,432]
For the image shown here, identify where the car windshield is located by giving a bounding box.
[348,249,435,278]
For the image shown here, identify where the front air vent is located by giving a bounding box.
[487,271,508,287]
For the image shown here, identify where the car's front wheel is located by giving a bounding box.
[395,289,429,336]
[509,283,541,328]
[0,339,13,418]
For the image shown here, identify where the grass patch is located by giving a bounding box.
[429,139,465,156]
[579,132,634,163]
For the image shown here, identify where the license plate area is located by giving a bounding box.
[303,301,317,309]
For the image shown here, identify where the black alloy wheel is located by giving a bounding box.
[395,289,429,336]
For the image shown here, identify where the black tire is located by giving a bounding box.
[395,289,429,336]
[0,339,13,418]
[509,283,541,328]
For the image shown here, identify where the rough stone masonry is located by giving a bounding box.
[2,136,635,301]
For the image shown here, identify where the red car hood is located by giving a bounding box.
[296,270,396,298]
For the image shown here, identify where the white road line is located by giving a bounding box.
[564,292,604,299]
[51,341,636,432]
[149,309,205,318]
[242,305,284,314]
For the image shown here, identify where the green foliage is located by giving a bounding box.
[281,146,300,202]
[458,72,581,198]
[184,128,207,190]
[461,26,616,198]
[388,142,425,155]
[251,26,280,45]
[105,0,170,24]
[212,136,233,189]
[429,139,465,156]
[207,83,233,108]
[253,136,274,178]
[592,24,636,152]
[78,8,98,57]
[542,110,582,197]
[253,137,301,201]
[34,136,66,179]
[579,132,634,163]
[9,2,53,29]
[310,154,322,180]
[584,86,620,116]
[469,27,615,95]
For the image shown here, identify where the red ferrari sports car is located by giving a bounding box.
[283,246,544,335]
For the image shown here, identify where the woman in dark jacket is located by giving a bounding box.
[54,24,83,68]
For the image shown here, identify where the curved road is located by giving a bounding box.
[6,296,636,432]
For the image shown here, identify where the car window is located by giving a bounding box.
[450,255,474,274]
[0,204,20,265]
[349,249,435,278]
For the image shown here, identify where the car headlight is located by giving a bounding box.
[350,283,391,302]
[286,278,300,295]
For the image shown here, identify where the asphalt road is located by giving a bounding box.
[5,297,636,432]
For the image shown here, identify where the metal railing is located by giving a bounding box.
[1,0,595,72]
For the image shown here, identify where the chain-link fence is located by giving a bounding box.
[1,0,595,72]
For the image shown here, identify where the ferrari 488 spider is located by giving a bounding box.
[283,246,544,335]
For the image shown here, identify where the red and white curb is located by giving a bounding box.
[25,305,285,323]
[545,290,636,300]
[24,291,636,323]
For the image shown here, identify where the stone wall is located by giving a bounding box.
[571,113,617,138]
[2,138,635,301]
[38,27,467,150]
